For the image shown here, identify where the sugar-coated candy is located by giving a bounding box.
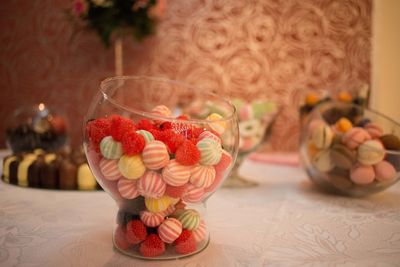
[182,184,205,203]
[162,159,191,186]
[350,164,375,185]
[190,165,216,188]
[100,136,123,159]
[136,129,155,144]
[357,140,385,165]
[175,141,201,166]
[121,132,145,155]
[140,210,164,227]
[364,122,383,139]
[206,113,226,135]
[118,178,140,199]
[99,158,122,181]
[145,196,171,213]
[114,225,130,250]
[139,234,165,257]
[158,218,183,243]
[311,124,333,149]
[109,115,136,142]
[126,219,147,245]
[197,131,221,144]
[312,150,334,172]
[197,138,223,166]
[138,171,166,199]
[192,220,206,242]
[118,155,146,180]
[335,117,353,133]
[374,160,397,182]
[165,184,187,198]
[177,209,200,230]
[142,140,170,170]
[341,127,371,150]
[174,230,197,255]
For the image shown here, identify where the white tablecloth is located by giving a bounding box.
[1,154,400,267]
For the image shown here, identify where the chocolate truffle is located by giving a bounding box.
[380,134,400,151]
[28,155,45,188]
[41,158,60,189]
[59,158,77,190]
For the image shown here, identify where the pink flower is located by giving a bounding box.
[148,0,167,19]
[73,0,88,16]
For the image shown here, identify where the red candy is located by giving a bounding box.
[175,140,201,166]
[122,132,145,155]
[137,119,156,131]
[126,219,147,245]
[109,114,136,141]
[114,225,130,250]
[139,234,166,257]
[158,129,186,153]
[86,118,111,148]
[165,184,187,198]
[174,230,197,255]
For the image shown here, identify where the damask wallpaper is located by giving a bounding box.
[0,0,372,151]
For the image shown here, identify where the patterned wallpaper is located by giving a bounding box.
[0,0,372,151]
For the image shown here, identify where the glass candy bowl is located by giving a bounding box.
[83,76,239,259]
[300,102,400,197]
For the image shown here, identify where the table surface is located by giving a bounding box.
[1,152,400,267]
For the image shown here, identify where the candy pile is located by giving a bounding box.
[304,112,400,193]
[85,105,233,257]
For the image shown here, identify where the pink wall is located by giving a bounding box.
[0,0,372,151]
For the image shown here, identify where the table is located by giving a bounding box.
[1,154,400,267]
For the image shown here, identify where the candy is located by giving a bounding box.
[329,144,356,170]
[145,196,171,213]
[114,225,130,250]
[177,209,201,230]
[192,220,206,242]
[152,105,172,117]
[357,140,385,165]
[77,163,97,190]
[312,150,334,172]
[350,164,375,185]
[238,105,254,121]
[158,218,183,243]
[374,160,397,182]
[174,230,197,255]
[190,165,216,188]
[118,155,146,180]
[175,140,201,166]
[239,119,261,138]
[109,115,136,142]
[126,219,147,245]
[99,158,122,181]
[86,118,111,147]
[162,159,191,186]
[118,178,140,199]
[160,204,176,217]
[311,124,333,149]
[305,92,320,106]
[337,91,352,102]
[136,130,155,144]
[335,117,353,133]
[165,184,187,198]
[197,131,221,144]
[341,127,371,150]
[364,122,383,139]
[121,131,145,155]
[142,140,170,170]
[206,113,226,135]
[182,184,205,203]
[379,134,400,151]
[140,210,164,227]
[100,136,123,159]
[139,234,165,257]
[197,138,223,166]
[158,129,186,153]
[137,119,156,131]
[138,171,166,199]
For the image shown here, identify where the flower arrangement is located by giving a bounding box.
[71,0,166,47]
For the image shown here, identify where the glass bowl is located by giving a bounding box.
[300,101,400,197]
[83,76,239,259]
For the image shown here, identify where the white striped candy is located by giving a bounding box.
[182,184,205,203]
[177,209,200,230]
[196,138,222,166]
[100,136,123,159]
[190,165,216,188]
[197,131,221,144]
[99,158,122,181]
[137,171,166,199]
[162,159,191,186]
[160,204,176,217]
[142,141,170,170]
[193,220,206,242]
[117,178,139,199]
[136,130,154,144]
[157,218,182,243]
[152,105,172,117]
[140,210,165,227]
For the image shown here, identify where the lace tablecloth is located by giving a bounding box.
[1,153,400,267]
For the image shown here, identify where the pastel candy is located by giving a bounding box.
[118,155,146,180]
[357,140,385,165]
[118,178,140,199]
[197,138,223,166]
[77,163,97,190]
[152,105,172,117]
[311,124,334,149]
[100,136,123,159]
[190,165,216,188]
[182,184,205,203]
[207,150,232,192]
[364,122,383,138]
[138,171,166,199]
[342,127,371,150]
[350,164,375,185]
[197,131,221,144]
[99,158,122,181]
[177,209,200,230]
[160,204,176,217]
[312,150,334,172]
[162,159,191,186]
[192,220,206,242]
[136,130,154,144]
[374,160,397,182]
[142,140,169,170]
[158,218,182,243]
[206,113,226,135]
[140,210,164,227]
[330,144,356,170]
[145,196,171,213]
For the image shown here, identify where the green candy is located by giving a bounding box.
[177,209,200,230]
[100,136,123,160]
[136,130,154,144]
[197,138,222,166]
